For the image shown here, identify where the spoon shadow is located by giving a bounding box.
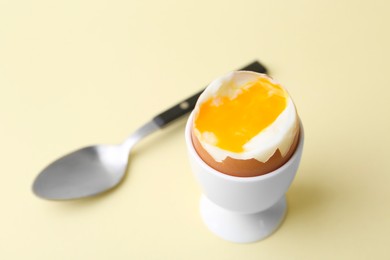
[41,116,189,209]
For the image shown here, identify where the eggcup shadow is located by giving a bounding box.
[285,165,330,219]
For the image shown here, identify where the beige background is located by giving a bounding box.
[1,0,389,259]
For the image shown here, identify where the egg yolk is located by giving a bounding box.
[195,77,287,153]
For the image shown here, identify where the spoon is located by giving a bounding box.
[32,61,267,200]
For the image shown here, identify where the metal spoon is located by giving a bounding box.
[32,61,267,200]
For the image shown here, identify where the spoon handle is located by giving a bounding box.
[152,60,268,128]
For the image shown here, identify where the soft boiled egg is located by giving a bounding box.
[191,71,300,177]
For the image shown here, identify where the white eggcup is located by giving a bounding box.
[185,112,304,243]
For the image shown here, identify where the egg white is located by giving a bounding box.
[193,71,299,163]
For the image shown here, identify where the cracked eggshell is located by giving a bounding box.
[191,71,300,177]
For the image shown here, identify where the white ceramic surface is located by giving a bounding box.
[200,195,287,243]
[185,112,304,243]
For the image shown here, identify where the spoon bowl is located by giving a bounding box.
[33,145,128,200]
[33,121,159,200]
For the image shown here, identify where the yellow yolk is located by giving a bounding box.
[195,77,287,153]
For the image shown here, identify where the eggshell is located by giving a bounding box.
[191,119,300,177]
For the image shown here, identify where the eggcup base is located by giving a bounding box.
[200,194,286,243]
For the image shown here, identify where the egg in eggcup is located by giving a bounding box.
[191,71,300,177]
